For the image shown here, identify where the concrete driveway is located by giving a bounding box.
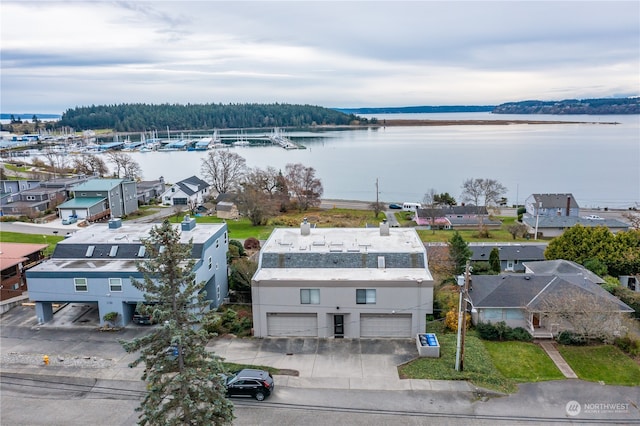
[208,337,465,391]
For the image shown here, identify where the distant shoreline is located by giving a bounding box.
[376,119,619,126]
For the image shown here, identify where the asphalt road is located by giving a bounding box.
[1,306,639,425]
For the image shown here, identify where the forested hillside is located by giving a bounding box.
[492,98,639,114]
[57,103,365,131]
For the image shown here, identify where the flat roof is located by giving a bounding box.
[262,226,426,254]
[54,221,226,246]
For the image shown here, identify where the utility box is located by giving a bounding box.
[416,333,440,358]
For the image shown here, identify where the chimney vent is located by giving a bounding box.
[181,214,196,231]
[380,219,390,236]
[566,195,571,216]
[301,218,311,236]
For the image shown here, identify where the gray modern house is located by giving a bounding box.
[26,217,229,326]
[251,220,434,338]
[57,178,138,222]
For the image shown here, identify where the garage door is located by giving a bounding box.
[266,313,318,337]
[360,314,412,337]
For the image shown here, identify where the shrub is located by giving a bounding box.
[476,321,499,340]
[614,336,640,356]
[206,306,253,337]
[613,286,640,319]
[508,327,533,342]
[476,321,532,341]
[557,331,586,346]
[243,237,260,250]
[229,239,245,256]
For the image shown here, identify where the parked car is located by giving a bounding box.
[62,215,78,225]
[221,369,274,401]
[388,203,402,209]
[582,215,604,220]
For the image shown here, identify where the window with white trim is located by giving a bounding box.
[74,278,88,292]
[109,278,122,292]
[300,289,320,304]
[356,289,376,304]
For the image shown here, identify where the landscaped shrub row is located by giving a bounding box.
[476,321,532,341]
[614,336,640,356]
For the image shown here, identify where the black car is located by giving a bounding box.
[222,369,274,401]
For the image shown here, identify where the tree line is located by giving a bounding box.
[55,103,367,132]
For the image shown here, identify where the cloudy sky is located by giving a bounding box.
[2,1,639,114]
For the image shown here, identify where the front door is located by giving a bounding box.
[532,313,540,328]
[334,315,344,338]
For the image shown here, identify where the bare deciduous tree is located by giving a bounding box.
[285,163,323,211]
[105,151,142,180]
[236,167,281,226]
[423,188,442,234]
[460,178,507,209]
[41,148,69,178]
[200,150,247,195]
[622,211,640,229]
[71,153,108,177]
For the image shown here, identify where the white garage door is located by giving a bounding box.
[360,314,412,337]
[266,313,318,337]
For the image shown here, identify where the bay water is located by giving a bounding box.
[126,112,639,209]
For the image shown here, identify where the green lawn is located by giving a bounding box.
[483,341,565,383]
[0,231,64,255]
[557,345,640,386]
[398,333,517,393]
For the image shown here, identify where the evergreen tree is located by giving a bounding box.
[489,247,501,274]
[448,231,472,275]
[120,220,234,425]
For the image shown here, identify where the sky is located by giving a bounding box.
[1,1,639,114]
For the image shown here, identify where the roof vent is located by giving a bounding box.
[181,214,196,231]
[380,219,390,236]
[301,217,311,236]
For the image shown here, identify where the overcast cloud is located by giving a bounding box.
[1,1,639,114]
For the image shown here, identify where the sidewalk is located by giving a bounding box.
[538,341,578,379]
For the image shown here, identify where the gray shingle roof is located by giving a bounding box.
[531,193,579,209]
[175,175,209,196]
[470,245,546,262]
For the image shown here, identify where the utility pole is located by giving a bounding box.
[455,261,470,372]
[375,178,379,206]
[460,261,470,371]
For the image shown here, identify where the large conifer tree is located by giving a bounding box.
[121,220,234,425]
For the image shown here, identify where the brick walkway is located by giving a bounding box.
[538,341,578,379]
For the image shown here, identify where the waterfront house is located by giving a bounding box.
[414,205,501,230]
[251,220,434,338]
[26,217,229,326]
[136,177,166,204]
[525,193,579,218]
[521,216,630,238]
[57,178,138,222]
[160,175,210,208]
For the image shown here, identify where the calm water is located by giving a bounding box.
[123,113,638,209]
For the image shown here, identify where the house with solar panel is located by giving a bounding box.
[251,219,434,338]
[26,217,229,326]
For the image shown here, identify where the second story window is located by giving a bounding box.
[300,289,320,304]
[74,278,88,292]
[109,278,122,292]
[356,289,376,304]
